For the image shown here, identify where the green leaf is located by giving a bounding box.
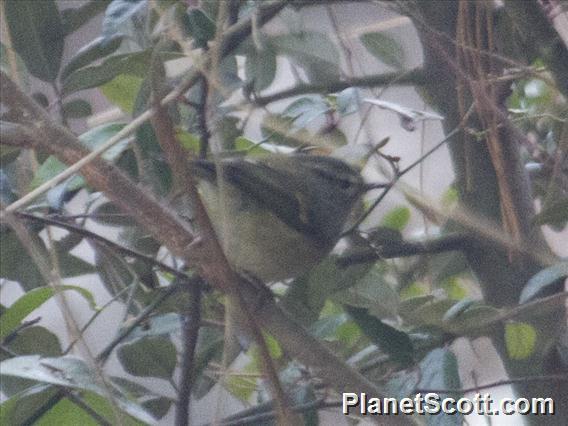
[272,32,340,83]
[61,0,113,35]
[30,157,84,193]
[1,41,30,89]
[381,206,410,231]
[225,361,258,402]
[141,397,172,420]
[244,42,277,91]
[62,51,152,95]
[441,276,467,300]
[192,326,224,398]
[417,348,463,426]
[34,391,145,426]
[62,99,92,119]
[61,35,124,80]
[505,322,537,360]
[0,231,44,290]
[333,264,400,319]
[4,0,64,82]
[520,261,568,303]
[399,296,456,327]
[360,32,405,70]
[122,313,181,342]
[2,326,62,358]
[444,304,501,336]
[89,202,131,227]
[80,122,130,159]
[0,385,58,426]
[0,356,155,424]
[310,312,350,339]
[0,326,63,397]
[94,243,135,302]
[30,123,128,190]
[282,255,372,326]
[100,74,144,113]
[234,136,271,155]
[117,336,177,379]
[0,229,93,290]
[184,8,216,48]
[533,198,568,227]
[346,306,414,366]
[0,286,97,340]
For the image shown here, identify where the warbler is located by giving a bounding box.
[191,154,369,282]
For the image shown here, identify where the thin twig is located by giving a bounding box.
[252,68,428,106]
[16,212,195,281]
[416,373,568,395]
[175,282,203,426]
[337,234,471,266]
[96,277,190,363]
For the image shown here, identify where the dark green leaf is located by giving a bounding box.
[0,385,58,426]
[244,43,277,91]
[61,35,124,80]
[282,255,372,325]
[520,261,568,303]
[360,32,405,70]
[0,231,44,290]
[272,32,340,83]
[332,264,400,319]
[90,202,133,227]
[31,92,49,108]
[399,296,455,327]
[61,0,113,35]
[133,122,172,193]
[418,348,463,426]
[0,326,62,396]
[184,8,216,48]
[62,51,152,95]
[0,169,17,205]
[4,0,64,82]
[117,336,176,379]
[94,243,135,302]
[346,306,414,366]
[141,397,172,420]
[192,326,224,398]
[533,198,568,227]
[62,99,93,119]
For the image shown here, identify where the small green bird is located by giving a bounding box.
[191,154,369,282]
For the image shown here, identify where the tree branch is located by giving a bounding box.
[253,68,428,105]
[337,234,471,266]
[175,283,202,426]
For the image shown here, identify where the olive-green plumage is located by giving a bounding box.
[192,154,366,282]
